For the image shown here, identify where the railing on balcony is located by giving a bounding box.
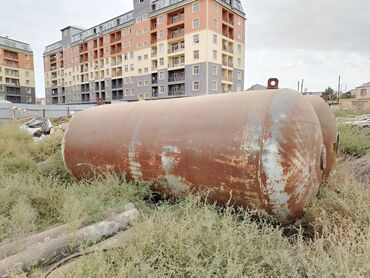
[168,74,185,82]
[6,87,21,95]
[222,61,233,68]
[51,89,58,96]
[222,45,234,54]
[5,71,19,77]
[168,57,185,68]
[168,42,185,54]
[168,29,184,39]
[4,52,18,60]
[151,23,157,31]
[50,56,57,63]
[168,14,184,25]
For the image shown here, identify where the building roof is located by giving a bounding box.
[246,84,267,91]
[356,82,370,88]
[0,36,33,53]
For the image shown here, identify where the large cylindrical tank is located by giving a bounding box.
[63,89,324,224]
[304,95,338,177]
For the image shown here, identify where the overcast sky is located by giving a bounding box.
[1,0,369,97]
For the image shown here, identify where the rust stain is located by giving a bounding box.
[63,89,336,224]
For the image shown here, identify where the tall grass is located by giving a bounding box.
[0,121,369,277]
[338,125,370,157]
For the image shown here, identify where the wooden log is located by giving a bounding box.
[0,203,139,277]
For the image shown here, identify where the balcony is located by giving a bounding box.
[6,87,21,95]
[168,71,185,83]
[50,56,57,63]
[222,44,234,54]
[168,57,185,68]
[168,13,184,25]
[5,70,19,77]
[151,48,157,57]
[168,84,185,96]
[150,19,157,31]
[152,88,159,98]
[168,42,185,54]
[168,28,184,40]
[222,60,234,68]
[51,88,58,96]
[4,51,18,60]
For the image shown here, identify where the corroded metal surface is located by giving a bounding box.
[63,90,324,224]
[304,95,338,177]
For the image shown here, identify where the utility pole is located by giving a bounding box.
[301,79,304,93]
[297,81,300,92]
[337,75,341,101]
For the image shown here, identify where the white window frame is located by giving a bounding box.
[193,81,200,91]
[193,65,200,75]
[212,81,217,91]
[192,1,200,13]
[192,18,200,29]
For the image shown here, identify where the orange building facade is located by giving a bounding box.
[43,0,245,104]
[0,36,35,104]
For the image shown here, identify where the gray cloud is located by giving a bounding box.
[0,0,369,96]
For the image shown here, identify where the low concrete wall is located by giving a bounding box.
[0,103,94,122]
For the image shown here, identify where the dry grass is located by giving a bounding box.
[0,121,369,277]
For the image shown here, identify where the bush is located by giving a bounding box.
[338,125,370,157]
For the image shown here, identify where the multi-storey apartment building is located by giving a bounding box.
[0,36,36,104]
[43,0,245,105]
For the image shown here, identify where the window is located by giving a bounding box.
[159,71,165,80]
[143,41,148,47]
[212,81,217,91]
[25,71,30,77]
[130,64,134,71]
[192,1,199,12]
[213,50,217,60]
[26,88,32,94]
[130,76,135,83]
[138,68,143,74]
[159,43,164,53]
[193,50,199,60]
[212,65,217,75]
[27,96,32,103]
[138,56,142,61]
[144,80,149,86]
[159,58,164,66]
[193,65,200,75]
[213,2,218,12]
[158,15,164,24]
[26,80,30,85]
[238,44,242,54]
[212,19,218,29]
[159,85,165,94]
[0,85,4,91]
[238,58,241,67]
[238,17,242,26]
[193,19,200,29]
[193,81,200,91]
[237,71,241,80]
[130,88,135,96]
[125,89,130,96]
[193,34,199,44]
[237,32,242,40]
[213,34,217,44]
[159,30,164,38]
[138,81,143,87]
[138,42,142,48]
[130,52,134,59]
[361,89,367,97]
[144,54,148,60]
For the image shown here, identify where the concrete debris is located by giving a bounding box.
[340,115,370,128]
[21,117,53,141]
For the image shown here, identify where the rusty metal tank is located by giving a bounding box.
[304,95,338,178]
[63,89,325,224]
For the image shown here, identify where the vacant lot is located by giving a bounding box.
[0,116,369,277]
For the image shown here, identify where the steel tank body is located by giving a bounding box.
[304,95,337,177]
[63,89,324,224]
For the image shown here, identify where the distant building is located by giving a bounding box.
[36,97,46,105]
[339,82,370,110]
[43,0,246,105]
[0,36,36,104]
[246,84,266,91]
